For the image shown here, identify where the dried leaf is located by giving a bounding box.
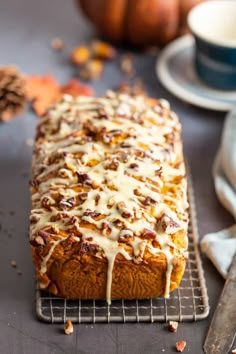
[60,79,94,98]
[26,74,94,117]
[25,74,59,101]
[26,74,60,116]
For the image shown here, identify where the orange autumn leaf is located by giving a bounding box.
[26,75,94,117]
[60,79,95,98]
[26,74,59,100]
[26,74,60,116]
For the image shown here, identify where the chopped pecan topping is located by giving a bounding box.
[141,228,156,240]
[69,215,78,225]
[107,198,115,208]
[94,193,100,205]
[30,230,50,247]
[91,181,100,189]
[76,172,92,185]
[52,212,68,221]
[110,129,122,136]
[97,108,109,120]
[105,159,119,171]
[118,230,133,242]
[30,214,39,223]
[29,179,39,187]
[134,188,141,196]
[117,201,125,210]
[86,237,93,241]
[112,219,123,227]
[143,196,156,206]
[155,167,162,177]
[41,197,52,209]
[161,214,180,234]
[101,222,111,236]
[59,197,76,209]
[38,230,50,241]
[79,242,97,255]
[79,192,88,201]
[129,163,139,169]
[83,209,101,220]
[121,211,132,218]
[51,224,60,234]
[29,238,43,248]
[119,235,129,242]
[120,142,132,148]
[117,201,132,219]
[102,133,111,144]
[134,208,142,219]
[61,233,76,247]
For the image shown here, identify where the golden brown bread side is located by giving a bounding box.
[29,91,188,303]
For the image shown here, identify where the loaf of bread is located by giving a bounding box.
[30,91,188,304]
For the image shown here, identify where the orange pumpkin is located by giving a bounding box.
[78,0,205,47]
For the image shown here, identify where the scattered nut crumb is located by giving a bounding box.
[120,54,135,77]
[71,46,90,66]
[17,270,22,275]
[51,37,64,51]
[11,260,17,268]
[9,210,15,216]
[25,138,34,146]
[64,320,73,335]
[91,40,116,60]
[176,341,186,352]
[79,59,103,81]
[117,79,146,96]
[168,321,178,333]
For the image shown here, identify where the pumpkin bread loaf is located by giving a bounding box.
[29,91,188,303]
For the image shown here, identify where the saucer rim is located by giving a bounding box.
[156,34,236,112]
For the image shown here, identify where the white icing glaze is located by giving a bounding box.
[30,92,189,303]
[40,238,64,274]
[156,232,174,297]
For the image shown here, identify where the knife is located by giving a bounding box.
[204,252,236,354]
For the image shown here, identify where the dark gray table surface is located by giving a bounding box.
[0,1,235,353]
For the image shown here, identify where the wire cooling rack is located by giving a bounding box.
[36,173,209,323]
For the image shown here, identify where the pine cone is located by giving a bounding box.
[0,66,27,122]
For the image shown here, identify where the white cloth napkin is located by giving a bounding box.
[200,109,236,279]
